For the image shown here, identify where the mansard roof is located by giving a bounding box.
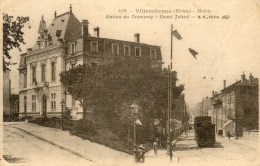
[32,11,84,50]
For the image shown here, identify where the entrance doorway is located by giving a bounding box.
[42,94,47,117]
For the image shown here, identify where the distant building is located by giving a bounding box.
[201,97,212,116]
[18,6,163,119]
[211,73,259,137]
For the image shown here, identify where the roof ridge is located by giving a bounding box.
[54,11,70,19]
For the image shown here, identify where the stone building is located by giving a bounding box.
[211,73,259,136]
[18,6,163,119]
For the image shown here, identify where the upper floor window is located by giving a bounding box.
[51,62,56,82]
[231,92,235,102]
[24,71,27,88]
[124,45,130,56]
[135,47,141,57]
[41,64,46,82]
[71,41,77,54]
[112,44,119,55]
[227,94,231,103]
[32,66,37,85]
[92,42,98,53]
[150,49,157,60]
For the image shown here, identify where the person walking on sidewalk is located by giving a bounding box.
[138,144,145,163]
[227,131,231,140]
[153,140,158,155]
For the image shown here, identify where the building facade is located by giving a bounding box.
[210,73,259,136]
[18,6,163,119]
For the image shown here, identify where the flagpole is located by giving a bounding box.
[167,65,171,138]
[169,24,173,139]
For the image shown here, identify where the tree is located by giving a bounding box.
[60,58,184,139]
[60,64,100,119]
[3,14,29,71]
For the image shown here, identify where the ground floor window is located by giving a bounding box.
[32,95,36,111]
[51,93,56,110]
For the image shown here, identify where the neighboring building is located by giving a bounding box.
[211,73,259,137]
[211,92,225,135]
[3,70,11,115]
[18,6,163,119]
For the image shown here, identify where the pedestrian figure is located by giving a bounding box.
[227,131,231,140]
[153,140,158,155]
[138,144,145,163]
[133,145,138,162]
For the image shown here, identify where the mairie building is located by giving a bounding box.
[18,6,163,119]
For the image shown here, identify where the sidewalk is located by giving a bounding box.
[216,132,259,151]
[4,122,133,165]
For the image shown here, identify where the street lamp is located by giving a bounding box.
[130,103,139,146]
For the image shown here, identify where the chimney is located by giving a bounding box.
[134,33,140,43]
[94,27,100,38]
[249,73,254,85]
[82,19,89,52]
[212,91,214,97]
[69,4,72,14]
[223,80,226,89]
[54,11,57,19]
[241,72,246,83]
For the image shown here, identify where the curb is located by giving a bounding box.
[8,125,94,162]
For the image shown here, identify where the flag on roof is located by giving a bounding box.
[172,29,182,40]
[154,119,160,125]
[189,48,198,59]
[135,119,142,125]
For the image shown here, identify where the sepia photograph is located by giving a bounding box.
[1,0,260,166]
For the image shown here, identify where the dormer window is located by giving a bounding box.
[112,44,119,55]
[124,45,130,56]
[150,49,156,60]
[135,47,141,57]
[91,41,98,53]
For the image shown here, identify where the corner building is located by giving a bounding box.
[19,6,163,119]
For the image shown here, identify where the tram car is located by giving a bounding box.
[194,116,215,147]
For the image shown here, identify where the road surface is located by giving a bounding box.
[3,122,260,166]
[3,125,91,166]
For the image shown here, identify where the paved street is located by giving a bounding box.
[3,124,91,166]
[146,130,260,166]
[3,122,260,166]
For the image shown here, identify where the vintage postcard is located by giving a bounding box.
[1,0,260,166]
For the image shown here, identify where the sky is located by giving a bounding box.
[1,0,260,109]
